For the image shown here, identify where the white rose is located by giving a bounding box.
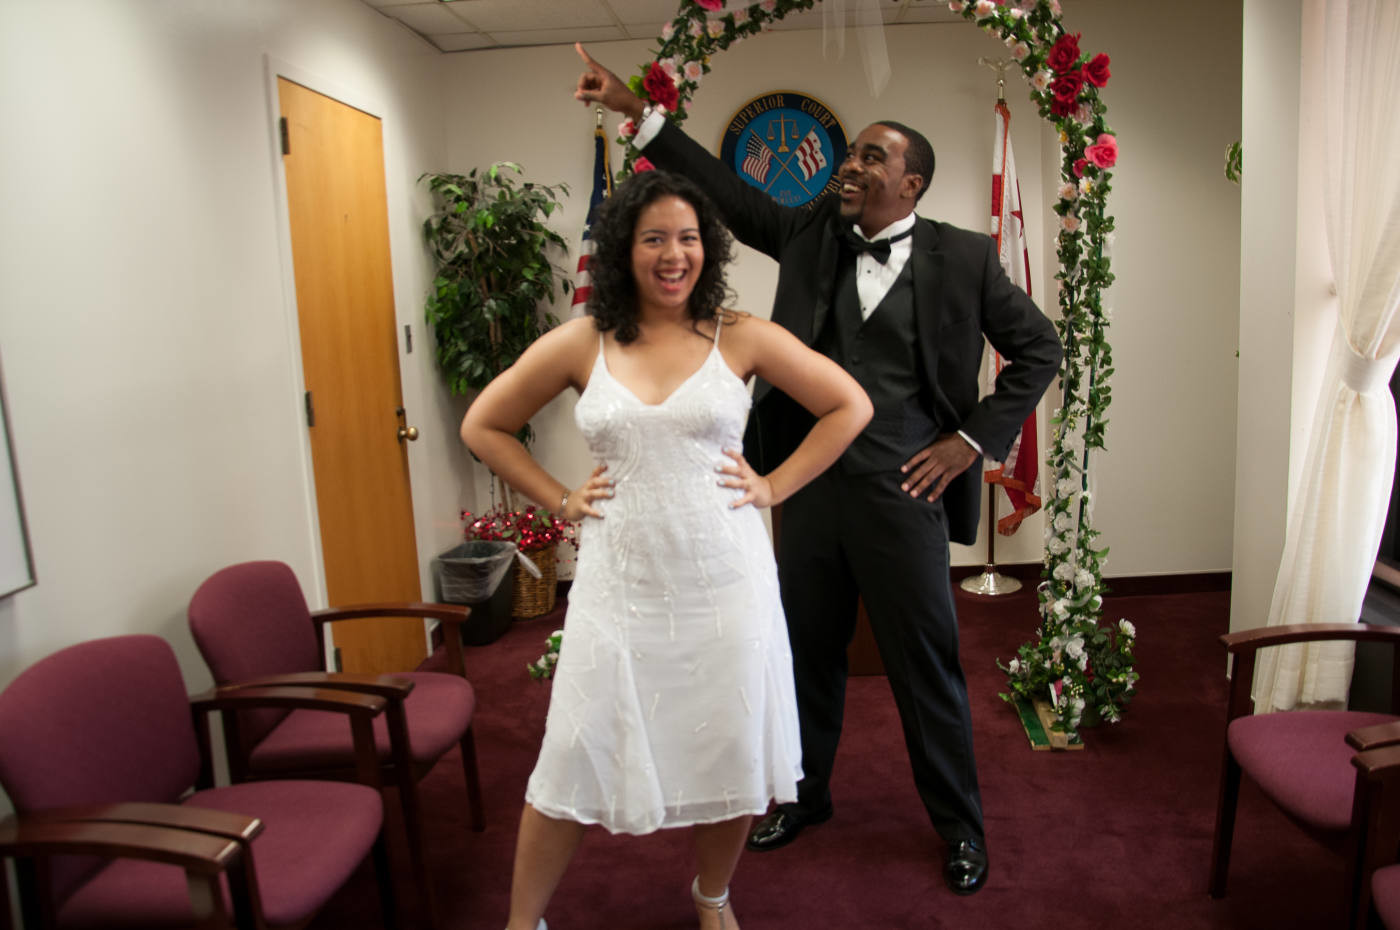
[1060,213,1081,233]
[1052,599,1070,619]
[1075,569,1094,589]
[707,19,725,37]
[1047,536,1069,555]
[974,0,996,16]
[1058,182,1078,201]
[684,61,703,83]
[662,22,675,40]
[1065,637,1085,659]
[1009,658,1022,674]
[659,58,679,79]
[1057,477,1078,496]
[1032,70,1053,92]
[1053,561,1075,581]
[1011,41,1030,60]
[1054,511,1074,532]
[1119,619,1136,638]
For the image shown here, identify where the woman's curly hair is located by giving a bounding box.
[586,169,734,344]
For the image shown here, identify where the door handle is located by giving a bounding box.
[394,407,418,442]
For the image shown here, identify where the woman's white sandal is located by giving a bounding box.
[692,876,732,928]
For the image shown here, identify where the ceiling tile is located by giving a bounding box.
[389,3,479,33]
[601,0,679,26]
[487,24,628,47]
[445,0,615,32]
[434,32,497,51]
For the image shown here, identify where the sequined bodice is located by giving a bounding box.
[574,337,752,526]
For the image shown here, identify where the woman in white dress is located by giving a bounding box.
[461,169,871,930]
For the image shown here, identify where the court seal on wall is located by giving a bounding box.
[718,91,847,210]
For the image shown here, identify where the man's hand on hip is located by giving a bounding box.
[574,43,645,120]
[900,434,979,502]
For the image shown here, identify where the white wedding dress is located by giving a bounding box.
[524,326,801,834]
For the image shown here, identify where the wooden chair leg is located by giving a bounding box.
[460,727,485,832]
[1209,750,1243,897]
[371,833,398,930]
[395,777,437,930]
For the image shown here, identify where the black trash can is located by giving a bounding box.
[434,541,517,646]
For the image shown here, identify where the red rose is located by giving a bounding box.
[634,156,657,173]
[1072,158,1088,178]
[1084,53,1111,87]
[695,0,723,9]
[1046,31,1081,74]
[1051,71,1083,105]
[1049,70,1083,116]
[643,62,679,112]
[1085,133,1118,169]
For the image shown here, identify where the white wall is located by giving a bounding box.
[0,0,468,702]
[441,0,1243,578]
[1230,0,1303,632]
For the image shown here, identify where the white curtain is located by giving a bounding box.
[1253,0,1400,714]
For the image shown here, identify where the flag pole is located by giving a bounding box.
[961,58,1023,598]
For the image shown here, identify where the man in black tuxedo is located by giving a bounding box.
[575,45,1061,896]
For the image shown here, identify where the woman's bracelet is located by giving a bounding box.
[559,489,569,515]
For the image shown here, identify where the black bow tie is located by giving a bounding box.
[841,227,913,264]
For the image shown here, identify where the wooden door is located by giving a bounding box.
[278,77,425,674]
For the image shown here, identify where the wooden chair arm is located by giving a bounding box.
[312,602,471,627]
[191,685,388,718]
[1221,622,1400,653]
[0,813,243,876]
[212,672,414,700]
[1222,623,1400,721]
[312,602,474,679]
[189,686,386,788]
[1349,721,1400,752]
[1354,743,1400,777]
[22,803,261,844]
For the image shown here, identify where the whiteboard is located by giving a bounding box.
[0,356,34,598]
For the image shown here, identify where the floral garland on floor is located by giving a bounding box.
[605,0,1135,736]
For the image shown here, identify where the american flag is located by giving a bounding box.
[570,122,612,317]
[794,129,827,181]
[741,135,773,184]
[983,99,1041,536]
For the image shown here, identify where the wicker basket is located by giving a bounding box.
[511,544,558,618]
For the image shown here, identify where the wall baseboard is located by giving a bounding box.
[951,562,1232,597]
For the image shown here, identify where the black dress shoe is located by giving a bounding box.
[944,838,989,895]
[745,804,833,852]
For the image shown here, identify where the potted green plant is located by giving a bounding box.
[420,162,572,449]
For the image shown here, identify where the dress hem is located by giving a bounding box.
[525,791,797,837]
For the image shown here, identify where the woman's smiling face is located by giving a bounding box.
[631,194,704,313]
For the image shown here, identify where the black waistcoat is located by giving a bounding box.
[816,256,940,473]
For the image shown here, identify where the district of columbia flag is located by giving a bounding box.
[794,128,827,181]
[571,121,612,318]
[983,99,1042,535]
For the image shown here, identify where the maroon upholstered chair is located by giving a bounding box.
[0,634,393,929]
[1210,622,1400,929]
[187,560,484,927]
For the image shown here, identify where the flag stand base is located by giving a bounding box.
[959,565,1022,596]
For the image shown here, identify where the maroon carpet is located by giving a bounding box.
[310,586,1347,929]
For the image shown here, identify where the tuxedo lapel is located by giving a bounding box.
[807,213,845,346]
[911,218,947,383]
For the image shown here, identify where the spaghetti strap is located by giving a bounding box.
[711,316,723,347]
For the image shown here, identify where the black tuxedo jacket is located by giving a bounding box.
[645,121,1062,544]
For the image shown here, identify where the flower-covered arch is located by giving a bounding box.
[617,0,1134,736]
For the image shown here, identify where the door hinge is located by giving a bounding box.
[304,390,315,428]
[279,116,290,155]
[404,324,413,354]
